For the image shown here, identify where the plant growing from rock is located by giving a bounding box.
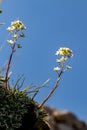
[39,47,73,108]
[0,14,50,130]
[0,4,73,130]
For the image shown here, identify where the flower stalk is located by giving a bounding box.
[5,43,15,90]
[5,20,26,90]
[39,47,73,108]
[39,69,63,108]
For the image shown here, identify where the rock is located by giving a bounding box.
[45,106,87,130]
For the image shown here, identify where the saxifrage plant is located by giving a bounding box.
[0,4,73,130]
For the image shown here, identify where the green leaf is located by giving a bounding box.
[0,9,2,14]
[17,44,22,48]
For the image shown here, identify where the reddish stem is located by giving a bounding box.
[5,44,15,90]
[38,69,63,108]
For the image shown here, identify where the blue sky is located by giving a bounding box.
[0,0,87,122]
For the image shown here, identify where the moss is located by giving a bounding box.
[0,87,50,130]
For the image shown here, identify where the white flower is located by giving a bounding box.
[66,65,72,69]
[7,20,26,32]
[55,47,73,58]
[56,56,67,63]
[7,26,15,32]
[7,40,14,44]
[11,20,26,31]
[13,34,18,39]
[54,66,60,72]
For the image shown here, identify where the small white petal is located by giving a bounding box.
[7,40,14,44]
[54,66,60,72]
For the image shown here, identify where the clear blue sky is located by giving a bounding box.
[0,0,87,122]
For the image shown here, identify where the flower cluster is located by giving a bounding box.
[54,47,73,73]
[7,20,26,32]
[7,20,26,46]
[55,47,73,58]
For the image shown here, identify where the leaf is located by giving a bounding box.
[22,84,33,93]
[20,32,25,37]
[32,78,50,99]
[17,44,22,48]
[0,9,2,14]
[14,75,25,90]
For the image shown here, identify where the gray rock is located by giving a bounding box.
[45,106,87,130]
